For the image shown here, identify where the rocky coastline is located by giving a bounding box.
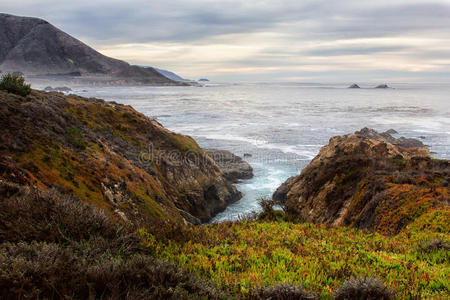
[0,89,243,225]
[274,128,449,234]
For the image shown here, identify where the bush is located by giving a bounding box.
[0,181,124,243]
[253,283,318,300]
[0,181,228,299]
[334,277,393,300]
[0,73,31,97]
[416,239,450,253]
[0,242,227,300]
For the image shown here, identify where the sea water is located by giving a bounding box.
[75,82,450,222]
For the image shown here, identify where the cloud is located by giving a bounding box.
[1,0,450,81]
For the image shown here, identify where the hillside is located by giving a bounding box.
[0,13,185,86]
[0,81,448,298]
[274,128,449,235]
[0,88,241,225]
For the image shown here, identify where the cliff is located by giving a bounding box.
[0,89,241,224]
[0,13,186,86]
[276,128,449,234]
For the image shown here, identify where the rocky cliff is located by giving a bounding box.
[0,13,186,86]
[0,89,241,224]
[276,128,449,234]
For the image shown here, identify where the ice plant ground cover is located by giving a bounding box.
[141,208,449,299]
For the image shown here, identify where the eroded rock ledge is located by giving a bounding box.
[274,128,449,234]
[204,149,253,183]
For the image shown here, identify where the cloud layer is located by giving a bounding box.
[2,0,450,81]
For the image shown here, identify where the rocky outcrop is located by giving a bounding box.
[348,84,360,88]
[0,13,186,86]
[272,176,296,204]
[0,89,241,224]
[204,149,253,183]
[277,128,449,234]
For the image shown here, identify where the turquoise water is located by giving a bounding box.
[74,82,450,221]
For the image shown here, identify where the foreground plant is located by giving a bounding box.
[0,73,31,96]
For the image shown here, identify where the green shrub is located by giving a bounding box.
[334,277,393,300]
[0,73,31,97]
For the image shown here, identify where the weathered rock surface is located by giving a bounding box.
[277,128,449,234]
[0,89,241,224]
[204,149,253,183]
[0,13,186,86]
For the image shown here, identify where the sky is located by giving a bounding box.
[2,0,450,82]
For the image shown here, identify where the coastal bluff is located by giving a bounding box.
[274,128,449,234]
[0,88,242,224]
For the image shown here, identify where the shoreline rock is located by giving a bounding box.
[204,149,254,183]
[275,128,449,234]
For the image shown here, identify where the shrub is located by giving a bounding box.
[0,73,31,97]
[0,181,227,299]
[334,277,393,300]
[0,181,124,243]
[0,242,227,300]
[416,239,450,253]
[253,283,318,300]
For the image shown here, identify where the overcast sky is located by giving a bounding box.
[2,0,450,82]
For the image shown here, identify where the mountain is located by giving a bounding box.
[0,13,186,85]
[154,67,190,82]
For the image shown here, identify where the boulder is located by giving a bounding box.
[205,149,253,183]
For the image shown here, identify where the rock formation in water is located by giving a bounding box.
[0,88,242,224]
[275,128,449,234]
[348,84,360,88]
[0,13,187,86]
[204,149,253,183]
[375,84,389,89]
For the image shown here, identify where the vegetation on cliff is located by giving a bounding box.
[0,181,227,299]
[277,128,449,235]
[0,88,241,226]
[0,84,448,299]
[142,206,449,298]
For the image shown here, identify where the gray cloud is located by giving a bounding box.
[1,0,449,81]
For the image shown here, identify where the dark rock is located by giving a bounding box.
[272,176,296,204]
[375,84,389,89]
[356,127,424,148]
[348,84,360,88]
[243,153,252,158]
[205,149,253,183]
[384,129,398,135]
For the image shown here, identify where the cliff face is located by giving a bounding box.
[278,128,449,234]
[0,13,185,86]
[0,89,241,224]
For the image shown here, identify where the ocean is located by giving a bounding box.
[74,82,450,222]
